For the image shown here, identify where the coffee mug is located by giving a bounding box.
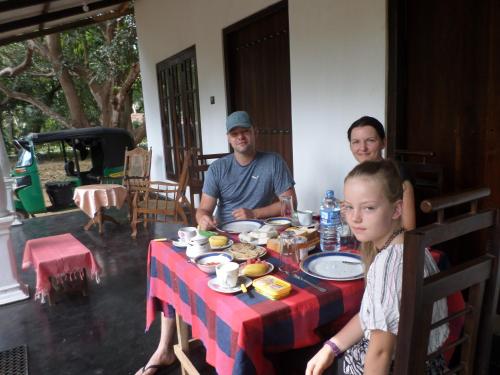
[297,210,313,226]
[216,262,239,288]
[178,227,197,243]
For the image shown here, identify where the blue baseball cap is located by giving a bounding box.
[226,111,252,133]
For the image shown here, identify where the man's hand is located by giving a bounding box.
[198,214,217,230]
[232,208,256,220]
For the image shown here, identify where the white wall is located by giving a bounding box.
[135,0,387,211]
[289,0,387,209]
[134,0,280,181]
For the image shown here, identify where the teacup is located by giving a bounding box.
[297,210,313,226]
[216,262,239,288]
[178,227,197,244]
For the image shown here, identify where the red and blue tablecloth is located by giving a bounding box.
[145,241,364,375]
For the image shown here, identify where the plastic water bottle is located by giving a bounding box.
[320,190,343,251]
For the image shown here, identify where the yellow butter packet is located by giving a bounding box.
[253,275,292,300]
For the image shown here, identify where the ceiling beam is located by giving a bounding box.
[0,6,132,46]
[0,1,51,13]
[0,0,129,33]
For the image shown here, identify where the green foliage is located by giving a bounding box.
[0,14,142,141]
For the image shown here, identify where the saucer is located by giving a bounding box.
[172,240,188,248]
[207,276,252,294]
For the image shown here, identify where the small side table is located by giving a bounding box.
[22,233,101,304]
[73,184,127,234]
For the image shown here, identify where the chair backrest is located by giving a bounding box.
[394,149,445,226]
[123,147,152,191]
[137,180,188,225]
[178,149,192,198]
[394,187,500,374]
[186,148,230,216]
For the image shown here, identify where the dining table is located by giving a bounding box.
[145,240,366,375]
[73,184,127,234]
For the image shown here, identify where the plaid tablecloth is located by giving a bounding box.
[145,242,365,375]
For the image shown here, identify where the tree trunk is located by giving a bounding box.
[119,93,132,131]
[45,34,89,128]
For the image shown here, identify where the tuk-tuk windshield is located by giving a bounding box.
[16,147,33,167]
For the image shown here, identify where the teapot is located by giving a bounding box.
[186,234,211,259]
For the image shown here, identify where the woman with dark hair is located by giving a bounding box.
[347,116,416,230]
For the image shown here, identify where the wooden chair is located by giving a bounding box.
[395,149,445,226]
[123,147,152,218]
[130,150,191,238]
[394,187,500,374]
[187,149,230,220]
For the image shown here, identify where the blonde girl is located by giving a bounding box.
[305,160,448,375]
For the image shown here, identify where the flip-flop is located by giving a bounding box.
[141,364,165,374]
[141,360,180,374]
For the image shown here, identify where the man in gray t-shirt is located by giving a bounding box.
[135,111,296,375]
[196,111,296,229]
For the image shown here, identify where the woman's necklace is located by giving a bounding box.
[376,228,405,252]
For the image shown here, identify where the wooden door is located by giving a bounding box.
[157,46,203,181]
[388,0,500,213]
[223,1,293,172]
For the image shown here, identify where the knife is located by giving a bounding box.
[241,283,254,298]
[292,274,327,292]
[342,260,361,265]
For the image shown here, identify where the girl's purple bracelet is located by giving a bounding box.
[324,340,343,357]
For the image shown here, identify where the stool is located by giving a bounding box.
[48,269,89,305]
[22,233,100,304]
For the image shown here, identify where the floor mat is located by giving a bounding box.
[0,345,28,375]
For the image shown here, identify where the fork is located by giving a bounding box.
[292,274,327,293]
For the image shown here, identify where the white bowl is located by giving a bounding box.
[194,252,234,274]
[264,217,292,232]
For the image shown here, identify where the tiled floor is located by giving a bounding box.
[1,208,185,375]
[1,208,499,374]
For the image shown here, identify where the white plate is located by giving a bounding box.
[207,276,252,294]
[239,261,274,278]
[218,219,263,234]
[172,240,188,248]
[229,245,267,262]
[238,233,268,246]
[210,239,234,250]
[300,252,364,281]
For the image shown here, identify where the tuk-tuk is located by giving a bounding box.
[12,127,134,216]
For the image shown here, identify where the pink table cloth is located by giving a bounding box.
[73,184,127,218]
[22,233,101,302]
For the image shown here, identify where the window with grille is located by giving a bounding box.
[156,46,202,180]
